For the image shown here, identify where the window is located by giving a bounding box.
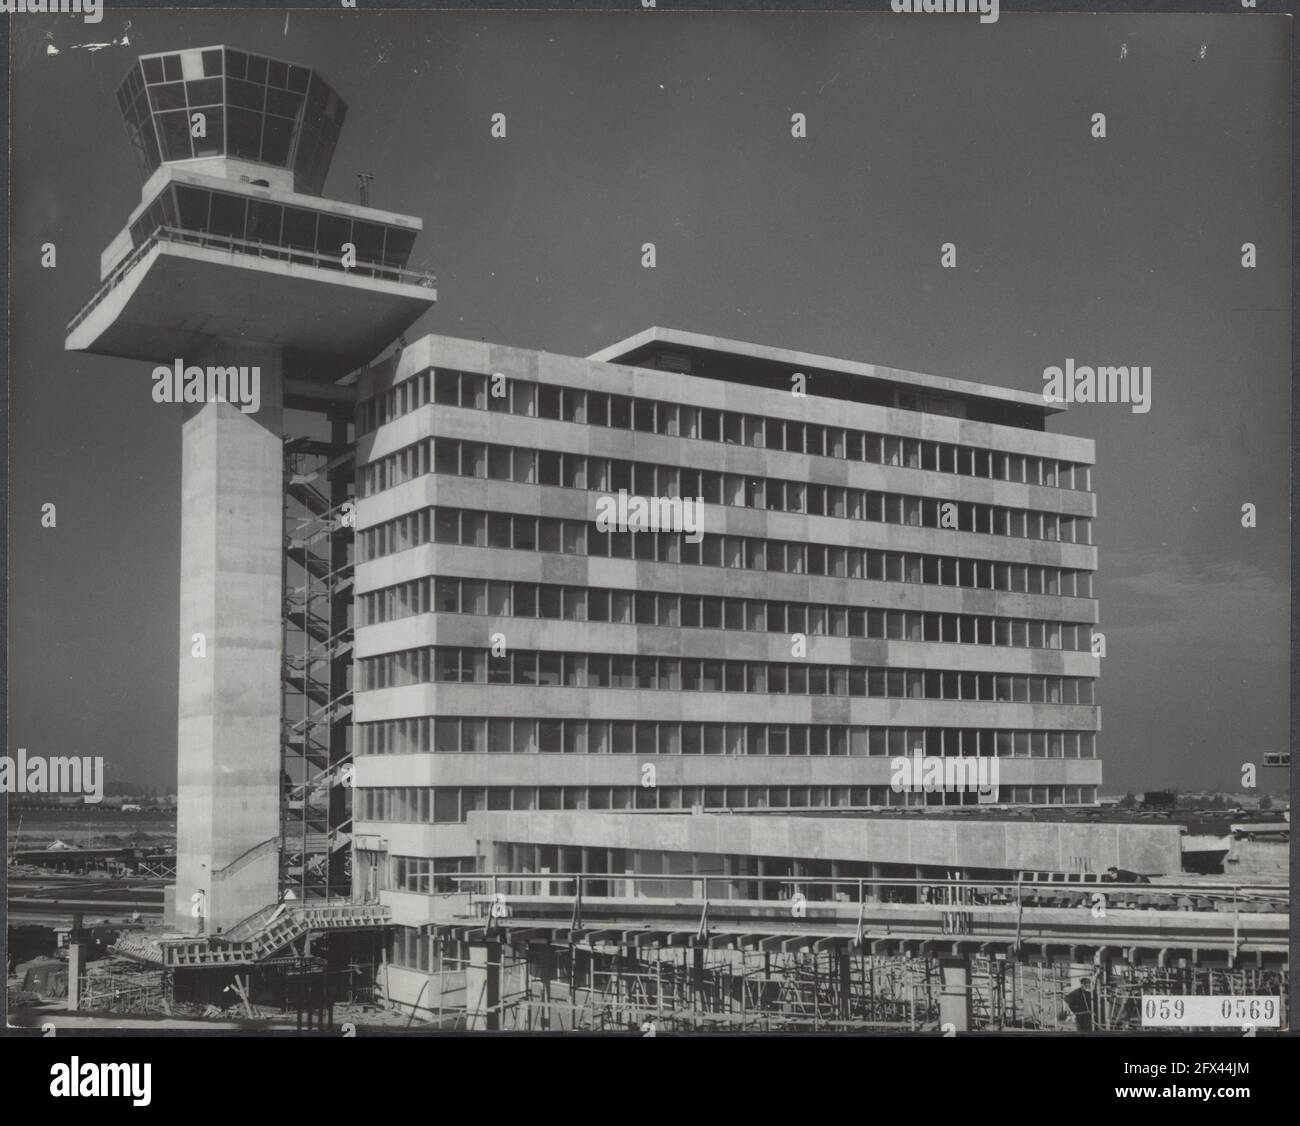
[487,514,512,548]
[283,206,318,251]
[434,790,459,823]
[488,446,512,480]
[245,199,282,244]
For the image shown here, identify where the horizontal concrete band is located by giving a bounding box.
[355,685,1101,730]
[354,756,1103,789]
[355,822,477,860]
[361,407,1097,519]
[359,481,1098,575]
[357,545,1099,623]
[356,479,1098,572]
[354,616,1102,675]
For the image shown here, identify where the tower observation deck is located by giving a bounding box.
[66,45,436,936]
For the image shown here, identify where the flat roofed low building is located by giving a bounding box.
[350,330,1102,920]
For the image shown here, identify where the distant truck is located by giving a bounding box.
[1140,791,1177,811]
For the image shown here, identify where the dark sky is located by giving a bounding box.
[7,9,1291,794]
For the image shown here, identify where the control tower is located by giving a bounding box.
[66,46,436,934]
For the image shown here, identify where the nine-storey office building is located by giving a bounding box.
[350,328,1101,903]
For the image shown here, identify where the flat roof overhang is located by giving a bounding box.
[591,326,1064,418]
[66,240,435,381]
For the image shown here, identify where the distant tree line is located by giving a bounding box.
[1115,789,1275,811]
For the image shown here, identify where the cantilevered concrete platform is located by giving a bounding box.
[66,230,436,380]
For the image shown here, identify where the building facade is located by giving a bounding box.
[350,328,1102,950]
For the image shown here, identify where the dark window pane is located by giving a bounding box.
[261,114,294,165]
[161,54,182,82]
[383,226,416,268]
[246,53,268,85]
[318,214,351,259]
[488,514,511,548]
[227,78,265,111]
[287,65,310,93]
[246,200,282,244]
[513,518,537,551]
[352,221,383,263]
[201,48,223,77]
[142,56,165,84]
[141,120,162,172]
[434,510,458,543]
[156,111,193,161]
[282,207,317,250]
[226,107,262,160]
[293,131,321,185]
[224,49,248,81]
[149,83,187,112]
[191,107,223,158]
[208,193,246,239]
[185,78,223,107]
[267,59,289,88]
[265,87,303,120]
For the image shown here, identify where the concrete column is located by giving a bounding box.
[537,944,553,1030]
[466,941,501,1031]
[838,948,852,1021]
[172,341,284,934]
[939,955,972,1032]
[67,943,85,1011]
[326,413,351,898]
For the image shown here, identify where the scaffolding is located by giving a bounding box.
[281,423,355,903]
[79,963,171,1016]
[397,938,1290,1033]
